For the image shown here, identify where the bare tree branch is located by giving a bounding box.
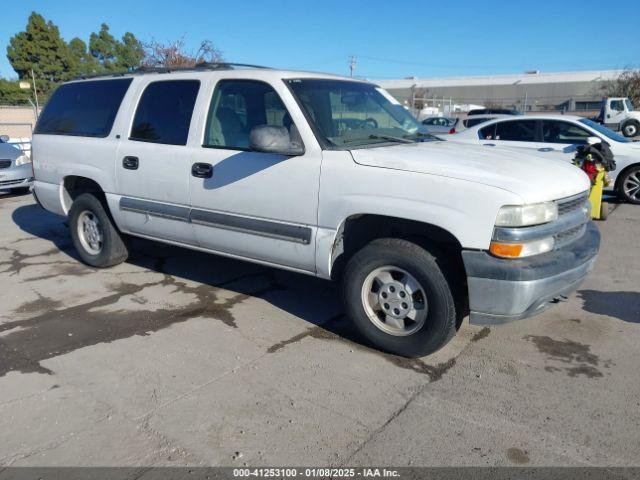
[142,37,223,68]
[602,68,640,106]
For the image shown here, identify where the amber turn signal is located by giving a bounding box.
[489,241,524,258]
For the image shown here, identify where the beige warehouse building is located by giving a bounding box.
[375,70,621,114]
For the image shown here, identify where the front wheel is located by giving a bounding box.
[69,193,128,267]
[618,166,640,204]
[342,238,457,357]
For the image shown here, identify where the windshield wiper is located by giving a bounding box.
[368,134,414,144]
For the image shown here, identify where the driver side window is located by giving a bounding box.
[542,120,591,144]
[610,100,624,111]
[203,80,294,150]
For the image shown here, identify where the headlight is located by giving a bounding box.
[15,154,31,166]
[490,236,555,258]
[495,202,558,227]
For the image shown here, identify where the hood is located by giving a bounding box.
[350,141,590,204]
[0,142,21,160]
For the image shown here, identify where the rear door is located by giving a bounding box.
[188,78,321,272]
[478,119,540,152]
[115,79,201,244]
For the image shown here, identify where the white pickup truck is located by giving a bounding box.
[32,64,600,357]
[596,97,640,138]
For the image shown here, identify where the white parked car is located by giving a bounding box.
[0,135,33,194]
[451,115,640,204]
[32,64,599,357]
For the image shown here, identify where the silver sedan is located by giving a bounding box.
[0,137,33,194]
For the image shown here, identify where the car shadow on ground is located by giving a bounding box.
[577,290,640,323]
[0,189,32,200]
[10,203,369,350]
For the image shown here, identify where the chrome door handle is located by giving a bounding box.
[537,147,555,152]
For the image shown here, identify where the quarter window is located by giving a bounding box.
[130,80,200,145]
[35,79,132,137]
[493,120,537,142]
[542,120,591,144]
[204,80,293,149]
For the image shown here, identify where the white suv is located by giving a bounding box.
[32,64,600,357]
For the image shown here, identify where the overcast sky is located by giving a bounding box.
[1,0,638,80]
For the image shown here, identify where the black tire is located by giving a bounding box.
[68,193,128,268]
[621,120,639,138]
[342,238,457,357]
[617,166,640,205]
[11,187,31,195]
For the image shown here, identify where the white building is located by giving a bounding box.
[375,70,622,114]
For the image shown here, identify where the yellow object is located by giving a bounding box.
[589,169,606,220]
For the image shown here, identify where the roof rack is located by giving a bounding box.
[74,62,271,80]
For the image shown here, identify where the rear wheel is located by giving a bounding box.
[342,238,457,357]
[69,193,128,267]
[618,166,640,204]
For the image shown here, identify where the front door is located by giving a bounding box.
[115,79,201,244]
[535,119,593,163]
[188,79,321,272]
[606,99,626,129]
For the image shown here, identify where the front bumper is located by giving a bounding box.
[0,163,33,190]
[462,221,600,325]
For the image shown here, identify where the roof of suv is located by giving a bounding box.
[71,63,364,84]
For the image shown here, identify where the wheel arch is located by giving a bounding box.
[61,175,106,214]
[327,213,466,284]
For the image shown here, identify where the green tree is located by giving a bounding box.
[6,12,73,97]
[90,24,143,72]
[0,79,31,105]
[116,32,144,70]
[68,37,99,77]
[89,23,118,71]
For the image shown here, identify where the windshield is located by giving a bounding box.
[579,118,632,143]
[286,79,433,149]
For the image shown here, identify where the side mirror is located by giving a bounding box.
[586,136,602,145]
[0,135,9,143]
[249,125,304,156]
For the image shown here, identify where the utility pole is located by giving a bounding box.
[348,55,357,77]
[30,69,40,117]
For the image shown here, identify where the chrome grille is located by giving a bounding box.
[554,223,587,248]
[0,160,11,169]
[553,192,590,248]
[0,179,25,186]
[556,192,589,217]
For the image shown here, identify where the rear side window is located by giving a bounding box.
[494,120,537,142]
[35,79,132,137]
[130,80,200,146]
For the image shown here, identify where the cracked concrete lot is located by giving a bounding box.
[0,191,639,467]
